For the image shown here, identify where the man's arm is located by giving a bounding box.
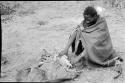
[59,30,77,57]
[59,24,82,57]
[65,24,83,50]
[64,31,77,51]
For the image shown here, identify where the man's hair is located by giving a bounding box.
[83,6,97,17]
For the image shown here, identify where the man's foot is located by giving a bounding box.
[113,57,123,79]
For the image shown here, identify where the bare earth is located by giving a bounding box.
[1,1,125,83]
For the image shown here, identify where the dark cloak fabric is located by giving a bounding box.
[71,17,118,67]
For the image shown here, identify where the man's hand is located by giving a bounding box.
[58,49,68,57]
[70,56,80,65]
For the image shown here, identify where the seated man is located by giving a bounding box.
[59,6,123,68]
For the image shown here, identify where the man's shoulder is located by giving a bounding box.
[99,15,106,21]
[97,16,107,24]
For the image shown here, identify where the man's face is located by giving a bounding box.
[84,14,96,24]
[84,15,94,24]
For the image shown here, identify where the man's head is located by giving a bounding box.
[83,6,99,24]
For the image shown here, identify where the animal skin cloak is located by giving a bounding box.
[74,17,117,67]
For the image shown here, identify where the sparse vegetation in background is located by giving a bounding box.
[0,3,16,15]
[1,1,125,17]
[103,0,125,9]
[0,1,36,16]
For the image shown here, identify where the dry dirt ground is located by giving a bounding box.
[1,1,125,83]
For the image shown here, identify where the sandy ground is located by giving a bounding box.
[1,1,125,83]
